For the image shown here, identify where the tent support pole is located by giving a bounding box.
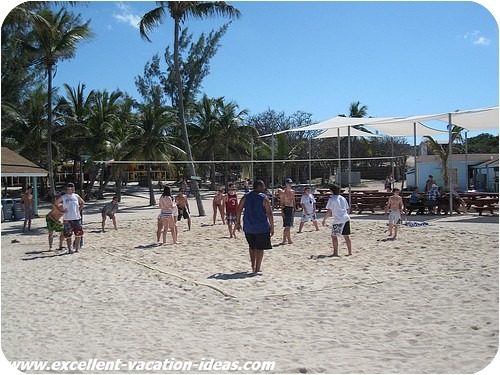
[413,122,418,189]
[308,136,312,184]
[465,131,468,191]
[271,132,275,209]
[32,176,39,217]
[448,113,453,215]
[337,128,341,187]
[348,126,352,209]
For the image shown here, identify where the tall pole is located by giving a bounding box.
[391,137,395,181]
[308,136,312,184]
[337,128,341,187]
[250,137,254,183]
[271,132,275,209]
[465,131,468,191]
[413,122,418,189]
[348,126,352,209]
[448,113,453,215]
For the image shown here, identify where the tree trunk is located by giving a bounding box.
[174,18,205,216]
[46,64,56,197]
[147,164,156,206]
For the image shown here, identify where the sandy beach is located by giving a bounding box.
[1,183,498,374]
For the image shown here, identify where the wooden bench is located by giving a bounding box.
[356,203,378,214]
[470,205,498,216]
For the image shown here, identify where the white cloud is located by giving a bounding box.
[474,36,490,46]
[113,2,141,29]
[463,30,490,46]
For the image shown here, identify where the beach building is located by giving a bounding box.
[406,153,499,192]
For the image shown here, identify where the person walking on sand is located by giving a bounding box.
[297,186,319,233]
[279,178,296,244]
[46,194,65,251]
[61,183,85,254]
[20,185,34,232]
[212,189,225,225]
[322,184,352,256]
[175,188,191,231]
[101,196,119,232]
[235,180,274,274]
[385,188,405,239]
[158,186,177,245]
[224,182,239,238]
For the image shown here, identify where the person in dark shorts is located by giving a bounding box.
[278,178,296,245]
[175,188,191,231]
[235,180,274,274]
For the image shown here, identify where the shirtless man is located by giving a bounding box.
[385,188,405,239]
[20,186,34,232]
[175,188,191,231]
[46,194,65,251]
[279,178,296,245]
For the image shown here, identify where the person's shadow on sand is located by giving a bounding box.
[135,243,163,249]
[309,254,339,260]
[208,272,257,280]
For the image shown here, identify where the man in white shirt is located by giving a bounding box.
[322,184,352,257]
[298,186,319,233]
[60,183,85,253]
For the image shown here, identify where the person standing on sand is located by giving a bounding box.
[61,183,85,254]
[46,194,65,251]
[385,188,405,239]
[297,186,319,233]
[101,196,119,232]
[158,186,177,245]
[279,178,296,244]
[212,189,225,225]
[20,185,34,232]
[235,180,274,274]
[224,182,238,238]
[175,188,191,231]
[322,184,352,257]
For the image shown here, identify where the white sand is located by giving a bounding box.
[1,184,498,373]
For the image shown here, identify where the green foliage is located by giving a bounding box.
[465,133,499,154]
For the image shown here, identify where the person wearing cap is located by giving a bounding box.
[61,183,85,253]
[278,178,296,245]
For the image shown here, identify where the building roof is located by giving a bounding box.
[1,147,48,177]
[417,153,499,165]
[472,159,499,169]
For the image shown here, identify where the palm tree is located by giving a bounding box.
[23,7,93,196]
[135,102,185,206]
[216,99,253,190]
[55,83,96,188]
[81,89,123,198]
[191,94,223,190]
[139,1,241,216]
[424,125,464,188]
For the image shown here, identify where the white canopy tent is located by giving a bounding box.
[259,106,498,213]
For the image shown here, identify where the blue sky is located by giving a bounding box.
[3,0,499,141]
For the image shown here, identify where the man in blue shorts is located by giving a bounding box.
[235,180,274,274]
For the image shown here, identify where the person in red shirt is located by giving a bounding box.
[224,182,238,238]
